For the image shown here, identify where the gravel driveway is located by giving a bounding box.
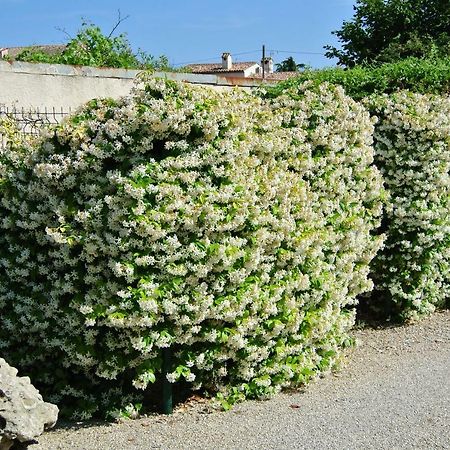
[31,310,450,450]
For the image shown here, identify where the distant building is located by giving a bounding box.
[187,52,261,78]
[187,52,299,81]
[0,45,66,60]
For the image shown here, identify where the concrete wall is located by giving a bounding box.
[0,61,269,111]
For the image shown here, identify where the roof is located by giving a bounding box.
[0,45,66,59]
[186,61,258,74]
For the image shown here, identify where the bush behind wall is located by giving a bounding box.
[265,57,450,100]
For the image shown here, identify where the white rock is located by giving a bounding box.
[0,358,58,449]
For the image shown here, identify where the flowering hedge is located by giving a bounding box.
[366,92,450,320]
[0,78,383,418]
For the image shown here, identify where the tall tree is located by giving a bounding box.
[275,56,306,72]
[325,0,450,66]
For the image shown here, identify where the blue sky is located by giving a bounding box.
[0,0,356,68]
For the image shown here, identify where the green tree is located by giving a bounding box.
[325,0,450,66]
[15,19,171,70]
[275,56,306,72]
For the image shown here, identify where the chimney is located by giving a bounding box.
[222,52,232,70]
[261,57,273,74]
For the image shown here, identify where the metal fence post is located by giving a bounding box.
[162,347,173,414]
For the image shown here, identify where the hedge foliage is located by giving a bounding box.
[265,57,450,100]
[366,92,450,320]
[265,61,450,321]
[0,78,384,418]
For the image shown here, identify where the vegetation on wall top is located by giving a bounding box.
[12,17,172,71]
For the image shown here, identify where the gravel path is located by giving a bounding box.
[31,310,450,450]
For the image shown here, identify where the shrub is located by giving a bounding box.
[265,57,450,101]
[364,91,450,320]
[265,66,450,322]
[0,78,384,418]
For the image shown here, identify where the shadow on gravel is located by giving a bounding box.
[356,290,450,329]
[45,386,206,433]
[355,305,450,332]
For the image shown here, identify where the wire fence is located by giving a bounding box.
[0,106,72,147]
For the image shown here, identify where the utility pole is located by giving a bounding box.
[262,44,265,79]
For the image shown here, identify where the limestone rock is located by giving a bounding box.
[0,358,58,449]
